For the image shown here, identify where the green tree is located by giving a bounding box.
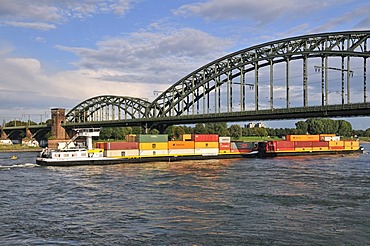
[337,120,352,136]
[295,121,308,134]
[165,125,185,139]
[364,128,370,137]
[229,124,242,138]
[215,123,229,136]
[253,128,268,138]
[132,126,143,134]
[100,127,113,140]
[194,123,207,134]
[306,119,326,134]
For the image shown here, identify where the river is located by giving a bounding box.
[1,144,369,245]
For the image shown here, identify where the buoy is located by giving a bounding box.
[11,155,17,160]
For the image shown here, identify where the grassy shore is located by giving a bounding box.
[0,145,42,152]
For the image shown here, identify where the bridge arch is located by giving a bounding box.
[149,30,370,118]
[66,95,151,123]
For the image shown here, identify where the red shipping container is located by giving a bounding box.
[103,142,139,150]
[192,134,219,142]
[312,141,329,147]
[219,143,231,150]
[329,146,344,150]
[275,147,295,151]
[276,141,295,148]
[294,141,313,147]
[95,142,104,148]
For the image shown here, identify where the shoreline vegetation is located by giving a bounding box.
[0,145,42,152]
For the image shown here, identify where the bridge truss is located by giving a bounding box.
[64,31,370,129]
[149,30,370,118]
[65,95,151,123]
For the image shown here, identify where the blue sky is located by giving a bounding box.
[0,0,370,129]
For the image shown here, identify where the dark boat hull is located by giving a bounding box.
[259,149,363,158]
[36,152,258,166]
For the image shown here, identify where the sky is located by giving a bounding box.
[0,0,370,129]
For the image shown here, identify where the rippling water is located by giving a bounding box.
[1,145,370,245]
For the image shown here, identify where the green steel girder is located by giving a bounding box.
[66,95,151,123]
[149,31,370,117]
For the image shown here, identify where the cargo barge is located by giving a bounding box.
[36,128,258,166]
[258,134,364,157]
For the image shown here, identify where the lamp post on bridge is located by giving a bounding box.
[22,113,48,126]
[314,65,354,106]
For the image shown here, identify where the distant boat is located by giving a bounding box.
[11,155,17,160]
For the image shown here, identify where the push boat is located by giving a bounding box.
[258,134,364,157]
[36,128,258,166]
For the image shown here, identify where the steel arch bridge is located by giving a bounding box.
[66,95,151,123]
[64,31,370,130]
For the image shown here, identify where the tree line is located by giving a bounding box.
[4,118,368,140]
[98,118,368,140]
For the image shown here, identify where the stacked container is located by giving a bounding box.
[137,134,169,156]
[193,134,219,155]
[219,137,231,154]
[168,140,195,155]
[102,142,139,157]
[274,141,295,151]
[344,140,359,150]
[328,140,344,150]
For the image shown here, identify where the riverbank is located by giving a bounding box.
[0,146,42,152]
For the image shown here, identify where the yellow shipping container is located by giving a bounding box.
[319,134,336,137]
[287,135,320,141]
[328,141,344,147]
[181,134,192,141]
[168,141,195,149]
[294,147,313,151]
[344,146,359,150]
[344,141,359,147]
[139,142,168,150]
[219,150,231,154]
[312,147,329,151]
[195,141,219,149]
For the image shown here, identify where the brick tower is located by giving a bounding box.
[51,108,67,140]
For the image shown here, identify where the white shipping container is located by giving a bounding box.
[194,148,219,155]
[168,149,195,155]
[104,149,139,157]
[139,149,168,156]
[322,136,340,142]
[219,137,231,143]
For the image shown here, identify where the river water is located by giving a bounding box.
[1,144,369,245]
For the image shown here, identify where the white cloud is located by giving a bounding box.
[174,0,337,23]
[0,0,134,30]
[0,53,168,115]
[3,21,56,30]
[56,28,233,84]
[310,2,370,33]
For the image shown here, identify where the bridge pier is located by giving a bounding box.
[25,127,33,139]
[48,108,69,149]
[51,108,68,140]
[1,127,8,140]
